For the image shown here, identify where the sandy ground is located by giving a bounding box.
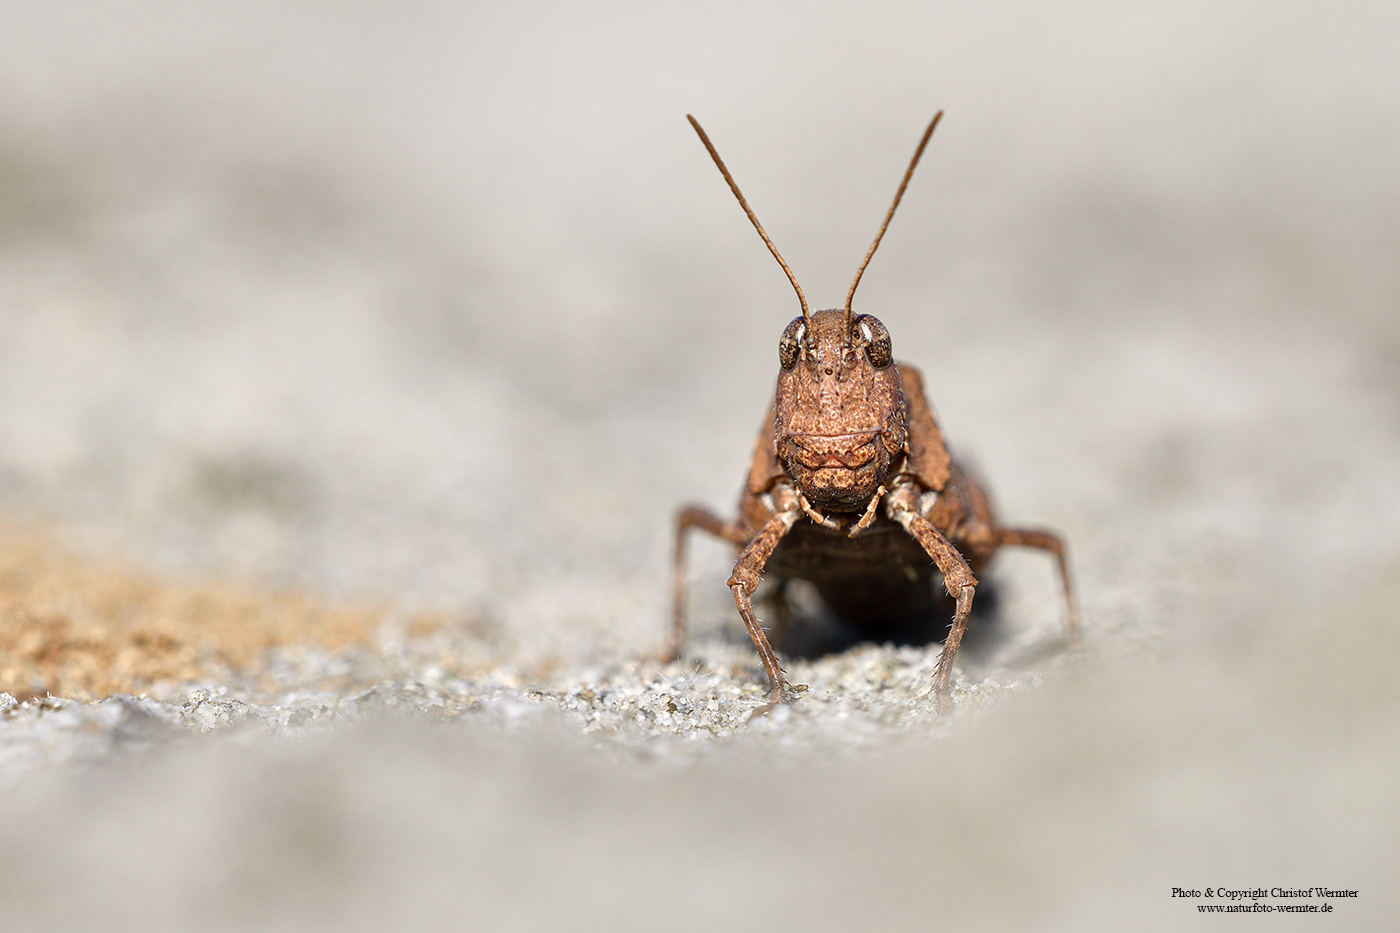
[0,1,1398,929]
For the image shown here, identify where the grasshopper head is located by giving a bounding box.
[773,308,905,511]
[687,111,943,512]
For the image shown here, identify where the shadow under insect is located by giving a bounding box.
[751,573,1005,662]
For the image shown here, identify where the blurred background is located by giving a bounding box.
[0,1,1397,928]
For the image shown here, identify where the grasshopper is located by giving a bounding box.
[671,112,1077,706]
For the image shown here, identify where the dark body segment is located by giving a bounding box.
[766,520,939,631]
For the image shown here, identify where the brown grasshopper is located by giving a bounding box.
[671,112,1077,706]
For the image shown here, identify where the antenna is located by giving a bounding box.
[844,111,943,331]
[687,115,811,329]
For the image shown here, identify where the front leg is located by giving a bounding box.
[727,486,802,703]
[885,480,978,705]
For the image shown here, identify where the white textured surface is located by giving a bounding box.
[0,1,1397,928]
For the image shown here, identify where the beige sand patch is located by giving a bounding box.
[0,531,438,701]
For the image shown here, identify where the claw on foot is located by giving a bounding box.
[747,682,808,721]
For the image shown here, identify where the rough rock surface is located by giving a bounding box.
[1,2,1397,929]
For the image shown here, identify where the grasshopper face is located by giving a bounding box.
[774,308,906,511]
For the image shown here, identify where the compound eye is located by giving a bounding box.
[778,317,805,370]
[854,314,892,368]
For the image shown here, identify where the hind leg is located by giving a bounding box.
[988,528,1078,643]
[671,506,750,661]
[954,473,1078,643]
